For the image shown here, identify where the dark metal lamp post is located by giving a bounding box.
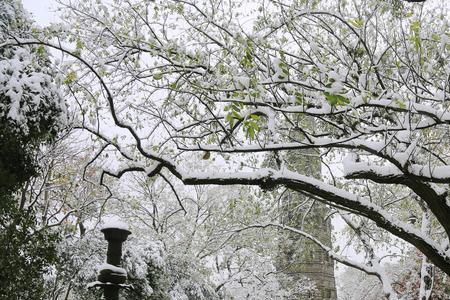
[88,224,132,300]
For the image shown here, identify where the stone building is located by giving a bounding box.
[277,149,337,299]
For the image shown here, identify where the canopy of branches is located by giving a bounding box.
[2,0,450,299]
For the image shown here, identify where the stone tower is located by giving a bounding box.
[277,149,337,299]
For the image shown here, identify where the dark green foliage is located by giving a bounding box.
[0,0,63,195]
[0,130,37,193]
[0,1,65,299]
[0,203,61,300]
[126,263,170,300]
[0,92,62,193]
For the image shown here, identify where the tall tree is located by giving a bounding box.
[0,0,66,298]
[6,0,450,298]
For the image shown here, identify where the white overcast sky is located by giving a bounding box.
[22,0,59,26]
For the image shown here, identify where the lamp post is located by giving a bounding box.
[88,223,132,300]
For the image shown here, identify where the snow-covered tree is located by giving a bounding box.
[338,251,450,299]
[0,1,66,298]
[5,0,450,298]
[0,0,65,193]
[102,172,316,299]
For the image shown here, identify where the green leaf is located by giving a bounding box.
[410,20,421,52]
[250,90,260,98]
[232,111,242,119]
[324,92,350,106]
[153,73,163,80]
[249,114,260,121]
[354,48,365,57]
[348,18,364,28]
[395,99,406,109]
[36,45,45,56]
[242,117,260,140]
[231,103,241,112]
[64,71,77,85]
[226,112,234,127]
[432,33,440,42]
[295,92,303,104]
[175,3,184,13]
[240,39,254,68]
[76,38,84,50]
[246,126,255,139]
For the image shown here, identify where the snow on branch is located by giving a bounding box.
[175,167,450,274]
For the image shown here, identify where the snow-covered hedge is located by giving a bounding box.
[0,0,66,140]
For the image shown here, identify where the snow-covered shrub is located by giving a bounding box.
[0,1,66,299]
[0,0,66,192]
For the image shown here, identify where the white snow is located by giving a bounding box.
[234,76,250,89]
[408,164,450,180]
[102,216,130,230]
[0,43,66,135]
[98,263,127,275]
